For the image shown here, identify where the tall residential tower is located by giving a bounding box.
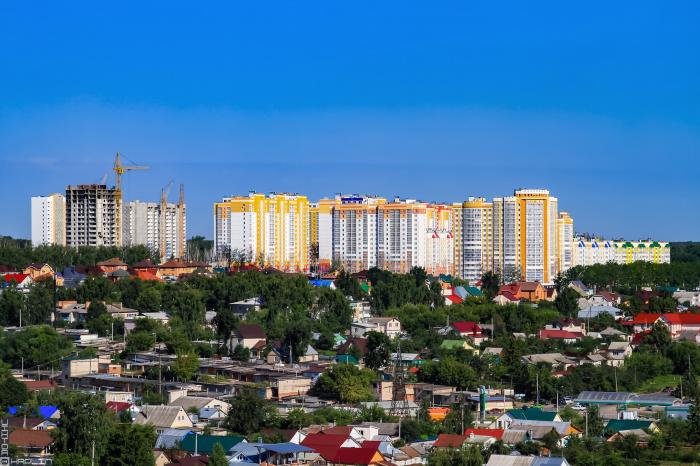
[65,184,120,247]
[31,193,66,246]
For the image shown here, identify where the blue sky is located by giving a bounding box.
[1,2,698,240]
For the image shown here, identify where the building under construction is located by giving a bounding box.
[65,184,120,247]
[122,186,187,261]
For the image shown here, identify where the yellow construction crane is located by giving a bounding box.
[160,180,174,263]
[113,152,149,246]
[113,152,149,192]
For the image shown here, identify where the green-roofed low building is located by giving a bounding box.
[604,419,659,435]
[506,407,561,422]
[179,433,245,455]
[335,354,359,365]
[465,286,483,297]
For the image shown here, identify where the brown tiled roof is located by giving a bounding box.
[7,417,45,430]
[23,380,56,391]
[518,281,541,292]
[9,429,54,448]
[97,257,127,266]
[237,324,266,339]
[433,434,468,448]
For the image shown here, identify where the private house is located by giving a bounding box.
[96,258,128,275]
[1,273,33,291]
[23,263,55,281]
[491,408,562,429]
[169,395,231,415]
[604,419,660,435]
[351,317,402,338]
[499,281,547,302]
[487,454,571,466]
[231,323,267,350]
[657,313,700,339]
[157,260,212,278]
[433,434,470,449]
[6,417,56,431]
[578,305,623,321]
[134,405,194,433]
[441,321,486,345]
[520,353,578,373]
[178,433,245,455]
[230,297,264,317]
[569,280,593,297]
[624,313,662,333]
[493,292,520,305]
[538,329,583,344]
[9,430,55,457]
[603,341,632,366]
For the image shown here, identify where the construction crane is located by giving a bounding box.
[113,152,149,246]
[178,184,186,260]
[159,181,174,263]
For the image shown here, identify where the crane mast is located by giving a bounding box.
[113,152,149,246]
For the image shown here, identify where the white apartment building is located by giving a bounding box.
[558,212,574,273]
[377,199,428,273]
[123,200,186,261]
[573,238,670,266]
[424,204,454,276]
[309,198,339,270]
[31,193,66,246]
[454,197,493,282]
[214,192,310,272]
[332,196,385,272]
[492,196,519,280]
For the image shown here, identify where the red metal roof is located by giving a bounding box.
[451,321,482,334]
[464,428,504,440]
[625,313,662,326]
[106,401,133,412]
[446,295,463,304]
[3,273,30,284]
[660,313,700,325]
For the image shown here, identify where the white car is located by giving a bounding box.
[572,403,586,411]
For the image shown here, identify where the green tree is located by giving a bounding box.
[172,351,199,382]
[555,287,580,316]
[418,358,477,390]
[224,389,277,435]
[0,325,72,369]
[125,331,155,353]
[103,423,156,466]
[427,446,483,466]
[26,281,55,324]
[586,405,604,437]
[480,271,500,298]
[688,395,700,443]
[231,345,250,361]
[87,300,107,320]
[0,362,29,409]
[364,331,391,371]
[213,308,239,350]
[0,286,25,326]
[53,453,91,466]
[311,364,376,403]
[54,392,113,462]
[208,442,229,466]
[643,322,673,354]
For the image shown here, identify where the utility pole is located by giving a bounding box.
[91,438,95,466]
[585,409,589,438]
[614,366,618,392]
[536,373,540,405]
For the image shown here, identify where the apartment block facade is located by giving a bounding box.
[65,184,120,247]
[214,192,310,272]
[331,196,385,273]
[454,197,494,282]
[31,193,66,246]
[377,200,428,274]
[424,204,453,276]
[122,200,187,261]
[573,238,670,266]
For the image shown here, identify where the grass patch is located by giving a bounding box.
[637,374,680,393]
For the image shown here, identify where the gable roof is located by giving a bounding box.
[538,329,583,340]
[169,396,220,411]
[465,428,504,440]
[660,313,700,325]
[329,442,384,465]
[6,417,47,430]
[237,323,266,339]
[97,257,127,267]
[106,401,133,413]
[451,321,482,334]
[625,313,662,326]
[605,419,655,433]
[134,405,191,428]
[507,408,558,422]
[434,434,468,448]
[179,433,245,454]
[9,429,54,448]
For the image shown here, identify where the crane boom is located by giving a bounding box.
[113,152,149,247]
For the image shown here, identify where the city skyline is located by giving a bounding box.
[1,2,699,240]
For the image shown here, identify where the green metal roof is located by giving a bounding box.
[335,354,359,364]
[179,434,245,454]
[506,408,558,422]
[440,340,468,350]
[604,419,654,434]
[466,286,483,297]
[360,283,371,293]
